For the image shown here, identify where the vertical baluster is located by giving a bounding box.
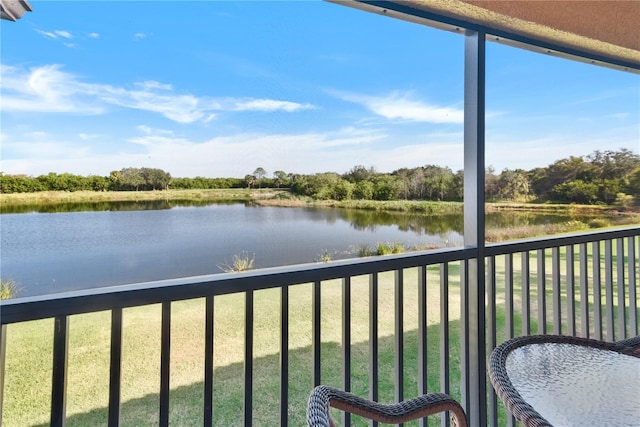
[459,260,469,416]
[616,238,627,339]
[244,291,253,426]
[605,240,615,341]
[0,324,7,427]
[504,256,515,427]
[505,254,514,340]
[160,302,171,427]
[51,316,69,427]
[312,281,321,387]
[537,249,546,334]
[369,273,379,427]
[342,277,351,427]
[280,287,289,427]
[204,296,214,426]
[551,247,561,335]
[566,245,575,336]
[593,241,603,340]
[579,243,589,338]
[629,236,638,337]
[522,253,531,335]
[109,308,123,427]
[440,263,449,427]
[395,270,404,411]
[487,257,497,427]
[418,266,428,427]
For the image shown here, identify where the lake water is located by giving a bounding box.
[0,202,590,297]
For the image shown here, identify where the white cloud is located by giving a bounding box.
[331,90,464,124]
[55,30,73,39]
[232,99,314,112]
[35,29,58,39]
[35,29,73,40]
[1,64,104,113]
[133,33,149,40]
[87,32,100,39]
[136,81,173,91]
[1,64,317,123]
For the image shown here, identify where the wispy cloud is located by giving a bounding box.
[133,32,149,40]
[1,64,317,123]
[1,64,104,113]
[35,29,73,40]
[232,99,314,112]
[330,89,464,124]
[87,32,100,39]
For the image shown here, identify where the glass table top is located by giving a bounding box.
[506,342,640,426]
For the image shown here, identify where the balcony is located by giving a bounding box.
[1,1,638,426]
[1,226,638,426]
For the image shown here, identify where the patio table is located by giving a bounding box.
[489,334,640,427]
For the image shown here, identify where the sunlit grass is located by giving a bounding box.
[2,243,637,426]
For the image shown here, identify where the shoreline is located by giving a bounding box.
[1,189,638,217]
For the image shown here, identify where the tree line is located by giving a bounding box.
[1,149,639,206]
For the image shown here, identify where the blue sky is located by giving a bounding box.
[1,1,638,178]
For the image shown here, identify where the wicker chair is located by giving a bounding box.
[489,334,640,427]
[307,385,467,427]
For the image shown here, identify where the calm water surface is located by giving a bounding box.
[2,203,464,297]
[2,202,602,297]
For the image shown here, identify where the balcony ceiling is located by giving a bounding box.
[0,0,32,21]
[338,0,640,70]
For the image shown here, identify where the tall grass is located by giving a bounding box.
[218,251,256,272]
[1,279,18,299]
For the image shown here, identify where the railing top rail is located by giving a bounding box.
[485,226,639,257]
[0,246,474,325]
[2,226,637,325]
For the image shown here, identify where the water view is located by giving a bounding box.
[1,202,600,297]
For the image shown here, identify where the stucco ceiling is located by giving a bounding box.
[335,0,640,71]
[0,0,32,21]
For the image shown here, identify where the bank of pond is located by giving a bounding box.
[1,194,638,298]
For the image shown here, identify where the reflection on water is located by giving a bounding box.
[0,201,611,297]
[0,199,240,214]
[335,208,463,235]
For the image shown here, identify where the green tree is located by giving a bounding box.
[344,165,376,183]
[273,170,288,188]
[253,167,267,188]
[372,175,401,200]
[627,167,640,205]
[353,180,374,200]
[497,169,531,201]
[118,168,145,191]
[552,180,599,204]
[244,174,257,188]
[140,168,171,190]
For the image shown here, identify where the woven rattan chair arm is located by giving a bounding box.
[614,335,640,357]
[307,385,467,427]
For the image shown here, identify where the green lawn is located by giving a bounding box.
[3,243,638,426]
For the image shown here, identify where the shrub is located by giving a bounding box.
[358,245,373,257]
[588,218,611,229]
[0,279,18,299]
[316,250,332,263]
[219,251,255,272]
[376,242,405,256]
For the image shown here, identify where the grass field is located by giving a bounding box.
[5,239,638,427]
[4,269,467,426]
[1,194,637,425]
[0,189,280,206]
